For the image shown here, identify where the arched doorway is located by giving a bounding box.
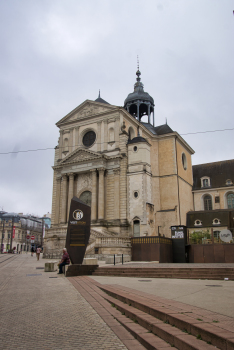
[133,220,140,237]
[79,191,92,207]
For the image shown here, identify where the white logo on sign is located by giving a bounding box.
[73,210,83,221]
[219,229,232,243]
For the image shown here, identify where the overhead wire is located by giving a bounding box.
[0,127,233,155]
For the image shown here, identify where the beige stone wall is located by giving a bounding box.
[193,187,234,211]
[176,139,193,185]
[178,177,193,226]
[158,137,177,176]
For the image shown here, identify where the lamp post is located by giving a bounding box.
[1,219,4,253]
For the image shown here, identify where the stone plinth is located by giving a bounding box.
[83,258,98,265]
[65,264,98,277]
[44,261,58,272]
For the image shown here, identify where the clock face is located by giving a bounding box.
[79,191,92,207]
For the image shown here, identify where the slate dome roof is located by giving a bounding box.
[127,135,148,144]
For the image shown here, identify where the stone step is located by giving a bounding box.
[98,284,234,350]
[92,267,234,280]
[102,290,218,350]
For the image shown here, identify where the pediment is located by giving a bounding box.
[56,100,116,127]
[60,148,103,165]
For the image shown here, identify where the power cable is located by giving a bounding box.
[0,127,233,155]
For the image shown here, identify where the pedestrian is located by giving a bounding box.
[58,248,70,274]
[31,246,34,257]
[36,247,41,261]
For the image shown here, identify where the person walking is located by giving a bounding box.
[31,246,34,257]
[36,247,41,261]
[58,248,70,274]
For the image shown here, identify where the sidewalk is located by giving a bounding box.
[0,254,127,350]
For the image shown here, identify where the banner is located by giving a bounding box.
[12,226,15,239]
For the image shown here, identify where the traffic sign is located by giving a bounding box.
[31,235,35,240]
[27,235,30,239]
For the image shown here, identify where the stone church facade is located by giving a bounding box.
[43,69,194,258]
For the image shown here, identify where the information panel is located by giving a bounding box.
[66,196,91,264]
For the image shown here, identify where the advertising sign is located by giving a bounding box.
[66,196,91,265]
[220,230,233,243]
[171,226,185,239]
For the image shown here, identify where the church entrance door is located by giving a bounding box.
[133,220,140,237]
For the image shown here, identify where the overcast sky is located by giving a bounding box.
[0,0,233,216]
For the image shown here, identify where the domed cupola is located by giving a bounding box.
[124,64,155,125]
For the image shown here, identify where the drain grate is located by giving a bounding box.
[36,267,44,269]
[206,285,222,287]
[26,274,42,277]
[49,277,58,278]
[138,280,152,282]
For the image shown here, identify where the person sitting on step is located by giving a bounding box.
[58,248,70,274]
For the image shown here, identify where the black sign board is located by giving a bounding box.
[66,196,91,265]
[171,226,187,263]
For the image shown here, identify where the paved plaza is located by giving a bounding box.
[1,254,234,350]
[0,254,127,350]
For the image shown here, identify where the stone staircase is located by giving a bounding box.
[68,276,234,350]
[92,266,234,280]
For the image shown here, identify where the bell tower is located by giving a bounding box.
[124,61,155,125]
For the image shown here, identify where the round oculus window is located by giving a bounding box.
[182,153,187,170]
[83,131,96,147]
[134,146,138,152]
[134,191,139,198]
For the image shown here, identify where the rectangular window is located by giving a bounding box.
[203,179,209,187]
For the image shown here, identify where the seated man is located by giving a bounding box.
[58,248,70,274]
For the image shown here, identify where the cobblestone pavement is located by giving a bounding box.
[0,254,127,350]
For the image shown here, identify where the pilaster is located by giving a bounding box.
[61,175,68,223]
[98,168,105,220]
[90,169,97,221]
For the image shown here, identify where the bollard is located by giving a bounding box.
[122,254,123,265]
[114,254,115,265]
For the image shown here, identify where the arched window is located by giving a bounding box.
[63,138,69,153]
[204,195,212,211]
[227,193,234,209]
[128,127,135,140]
[79,191,92,207]
[133,220,140,237]
[108,128,114,142]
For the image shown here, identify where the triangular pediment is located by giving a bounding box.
[59,148,104,165]
[56,100,116,127]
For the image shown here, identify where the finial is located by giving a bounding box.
[136,56,141,82]
[98,89,100,98]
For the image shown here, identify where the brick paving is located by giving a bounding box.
[0,254,128,350]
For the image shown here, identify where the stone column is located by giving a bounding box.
[55,176,61,224]
[67,173,74,221]
[97,122,101,152]
[104,120,108,150]
[61,174,68,223]
[114,169,120,220]
[114,118,120,149]
[148,104,151,124]
[98,168,105,220]
[137,102,140,121]
[91,169,97,221]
